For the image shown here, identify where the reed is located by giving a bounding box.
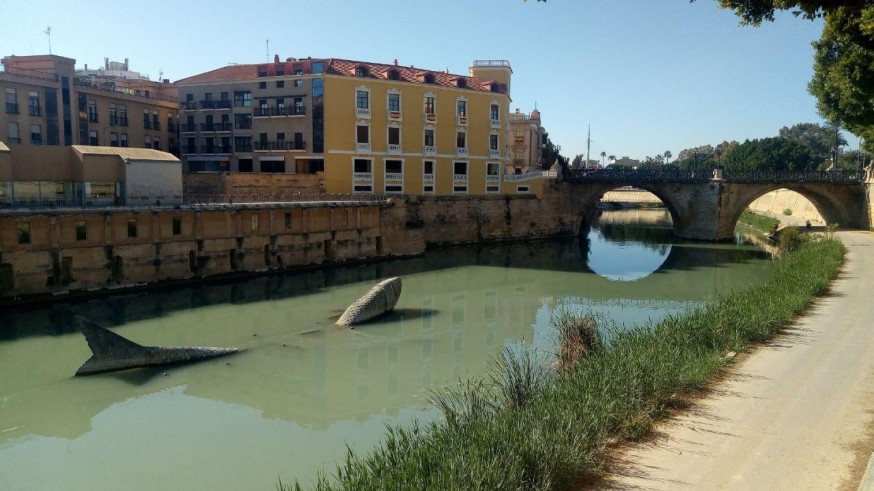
[284,236,844,490]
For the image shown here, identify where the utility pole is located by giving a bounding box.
[586,124,591,169]
[44,27,52,55]
[266,39,269,61]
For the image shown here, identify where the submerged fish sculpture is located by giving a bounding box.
[74,316,239,376]
[336,277,402,326]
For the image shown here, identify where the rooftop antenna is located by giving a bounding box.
[586,124,591,169]
[266,39,269,61]
[44,26,52,54]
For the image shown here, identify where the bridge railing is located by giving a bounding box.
[564,168,865,184]
[564,168,711,183]
[720,169,864,183]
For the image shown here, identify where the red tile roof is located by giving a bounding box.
[176,58,508,94]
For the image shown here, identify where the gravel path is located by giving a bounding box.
[596,230,874,490]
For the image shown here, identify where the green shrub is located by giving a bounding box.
[783,208,793,216]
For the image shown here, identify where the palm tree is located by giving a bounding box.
[664,150,672,165]
[600,151,606,168]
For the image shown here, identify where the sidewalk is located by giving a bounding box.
[597,231,874,490]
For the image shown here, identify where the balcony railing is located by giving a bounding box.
[388,143,402,154]
[456,147,468,157]
[489,149,500,158]
[235,121,252,130]
[486,174,500,182]
[236,144,253,153]
[385,172,403,180]
[253,140,306,151]
[388,110,401,121]
[6,103,19,114]
[181,101,198,111]
[424,113,436,123]
[181,124,198,132]
[357,142,371,152]
[201,122,232,132]
[353,172,373,180]
[253,106,306,117]
[200,145,232,154]
[423,174,434,182]
[457,115,467,126]
[453,174,468,181]
[29,106,41,117]
[356,107,371,118]
[197,100,233,110]
[490,118,501,128]
[423,145,436,155]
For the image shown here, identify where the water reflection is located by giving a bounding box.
[0,209,773,490]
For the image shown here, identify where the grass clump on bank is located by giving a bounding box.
[286,234,844,491]
[738,210,780,233]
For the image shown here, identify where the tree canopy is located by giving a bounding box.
[710,0,874,152]
[720,137,816,171]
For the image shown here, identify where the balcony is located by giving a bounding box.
[201,122,232,132]
[88,112,99,123]
[254,106,306,117]
[456,147,468,157]
[353,172,373,180]
[423,145,436,155]
[253,140,306,151]
[181,101,198,111]
[453,174,468,181]
[424,112,436,124]
[388,143,402,154]
[388,110,401,121]
[423,174,434,182]
[385,172,403,180]
[489,149,500,158]
[356,107,371,118]
[457,115,467,126]
[200,145,232,154]
[356,142,371,152]
[29,106,41,117]
[6,103,19,114]
[490,118,501,128]
[197,100,231,110]
[486,174,500,182]
[236,144,253,153]
[181,124,198,133]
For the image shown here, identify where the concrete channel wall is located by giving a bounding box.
[0,182,581,304]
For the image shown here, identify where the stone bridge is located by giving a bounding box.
[562,169,871,241]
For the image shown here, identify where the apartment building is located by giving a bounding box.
[175,56,324,175]
[1,54,179,154]
[176,57,545,196]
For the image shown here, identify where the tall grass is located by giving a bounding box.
[284,235,844,490]
[738,210,780,233]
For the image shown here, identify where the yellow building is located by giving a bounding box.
[1,54,179,154]
[176,57,548,196]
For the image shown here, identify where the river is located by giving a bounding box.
[0,209,771,490]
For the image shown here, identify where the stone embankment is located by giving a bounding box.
[0,182,585,305]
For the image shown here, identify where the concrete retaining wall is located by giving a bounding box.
[748,188,824,224]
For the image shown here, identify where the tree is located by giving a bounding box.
[600,151,607,167]
[572,154,584,168]
[778,122,847,165]
[708,1,874,153]
[664,150,672,164]
[720,137,816,171]
[541,136,568,169]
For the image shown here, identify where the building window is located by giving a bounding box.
[259,81,267,89]
[454,161,468,177]
[423,160,435,194]
[354,158,372,173]
[152,111,160,130]
[387,69,400,80]
[490,104,500,122]
[490,133,499,150]
[312,62,324,74]
[356,125,369,144]
[153,138,161,151]
[109,103,117,125]
[17,222,31,244]
[424,128,435,147]
[120,133,128,147]
[75,221,87,241]
[294,79,303,88]
[110,132,119,147]
[424,95,435,115]
[456,130,466,149]
[7,122,20,144]
[234,91,252,107]
[251,214,260,231]
[172,216,181,235]
[385,159,403,174]
[5,89,18,114]
[144,135,152,148]
[457,78,467,89]
[143,109,151,129]
[456,99,467,117]
[28,91,40,116]
[284,213,292,229]
[423,73,435,84]
[487,162,501,177]
[356,90,369,109]
[388,126,400,146]
[234,113,252,129]
[388,93,400,112]
[118,105,128,126]
[127,219,138,238]
[276,80,284,88]
[355,66,368,77]
[31,125,43,145]
[517,186,530,193]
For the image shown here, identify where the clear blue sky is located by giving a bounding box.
[1,0,860,160]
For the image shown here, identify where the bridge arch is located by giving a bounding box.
[574,183,682,236]
[717,182,870,238]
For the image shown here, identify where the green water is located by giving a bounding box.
[0,209,771,489]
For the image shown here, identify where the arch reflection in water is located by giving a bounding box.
[586,209,674,281]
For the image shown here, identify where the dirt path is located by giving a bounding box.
[597,231,874,490]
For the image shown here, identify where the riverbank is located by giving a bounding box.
[287,223,844,489]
